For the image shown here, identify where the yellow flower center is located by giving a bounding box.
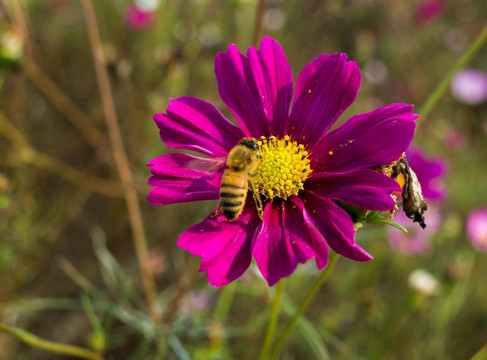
[253,135,312,201]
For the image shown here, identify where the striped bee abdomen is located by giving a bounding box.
[220,170,248,220]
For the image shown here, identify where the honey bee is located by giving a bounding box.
[219,137,264,221]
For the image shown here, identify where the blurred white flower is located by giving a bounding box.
[450,69,487,105]
[408,269,440,296]
[263,8,287,31]
[364,60,388,85]
[135,0,160,12]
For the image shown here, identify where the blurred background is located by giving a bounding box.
[1,0,487,359]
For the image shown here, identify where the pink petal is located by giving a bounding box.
[177,205,260,287]
[286,53,361,147]
[154,97,245,158]
[302,191,373,262]
[312,106,417,172]
[247,36,293,136]
[307,169,401,211]
[215,44,266,137]
[290,197,329,269]
[215,37,293,138]
[311,103,416,155]
[147,153,224,205]
[252,199,329,286]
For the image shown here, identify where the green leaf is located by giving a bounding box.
[366,215,408,233]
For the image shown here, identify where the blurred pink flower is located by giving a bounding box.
[179,291,212,320]
[451,69,487,105]
[125,4,156,31]
[406,146,447,201]
[148,247,167,276]
[442,127,466,151]
[467,209,487,253]
[415,0,446,23]
[389,204,441,255]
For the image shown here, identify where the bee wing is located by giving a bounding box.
[185,156,227,174]
[149,153,227,180]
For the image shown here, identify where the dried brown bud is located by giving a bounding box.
[392,158,428,229]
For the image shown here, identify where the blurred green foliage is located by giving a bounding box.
[1,0,487,359]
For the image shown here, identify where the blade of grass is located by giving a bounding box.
[214,281,236,321]
[419,25,487,120]
[270,252,340,359]
[168,334,192,360]
[0,322,103,360]
[81,294,106,352]
[259,278,286,360]
[91,227,136,298]
[280,294,330,360]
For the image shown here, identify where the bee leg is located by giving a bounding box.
[249,171,264,180]
[248,180,264,220]
[211,205,222,219]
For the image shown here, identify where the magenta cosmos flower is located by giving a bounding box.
[148,37,418,287]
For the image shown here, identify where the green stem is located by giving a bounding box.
[259,278,286,360]
[470,344,487,360]
[270,252,340,359]
[0,322,102,360]
[252,0,267,47]
[213,281,237,321]
[419,24,487,120]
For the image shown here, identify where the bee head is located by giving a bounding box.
[239,138,259,152]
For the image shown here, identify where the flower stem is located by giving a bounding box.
[259,278,286,360]
[214,281,237,321]
[470,343,487,360]
[79,0,161,324]
[270,252,340,359]
[252,0,267,47]
[419,24,487,120]
[0,322,103,360]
